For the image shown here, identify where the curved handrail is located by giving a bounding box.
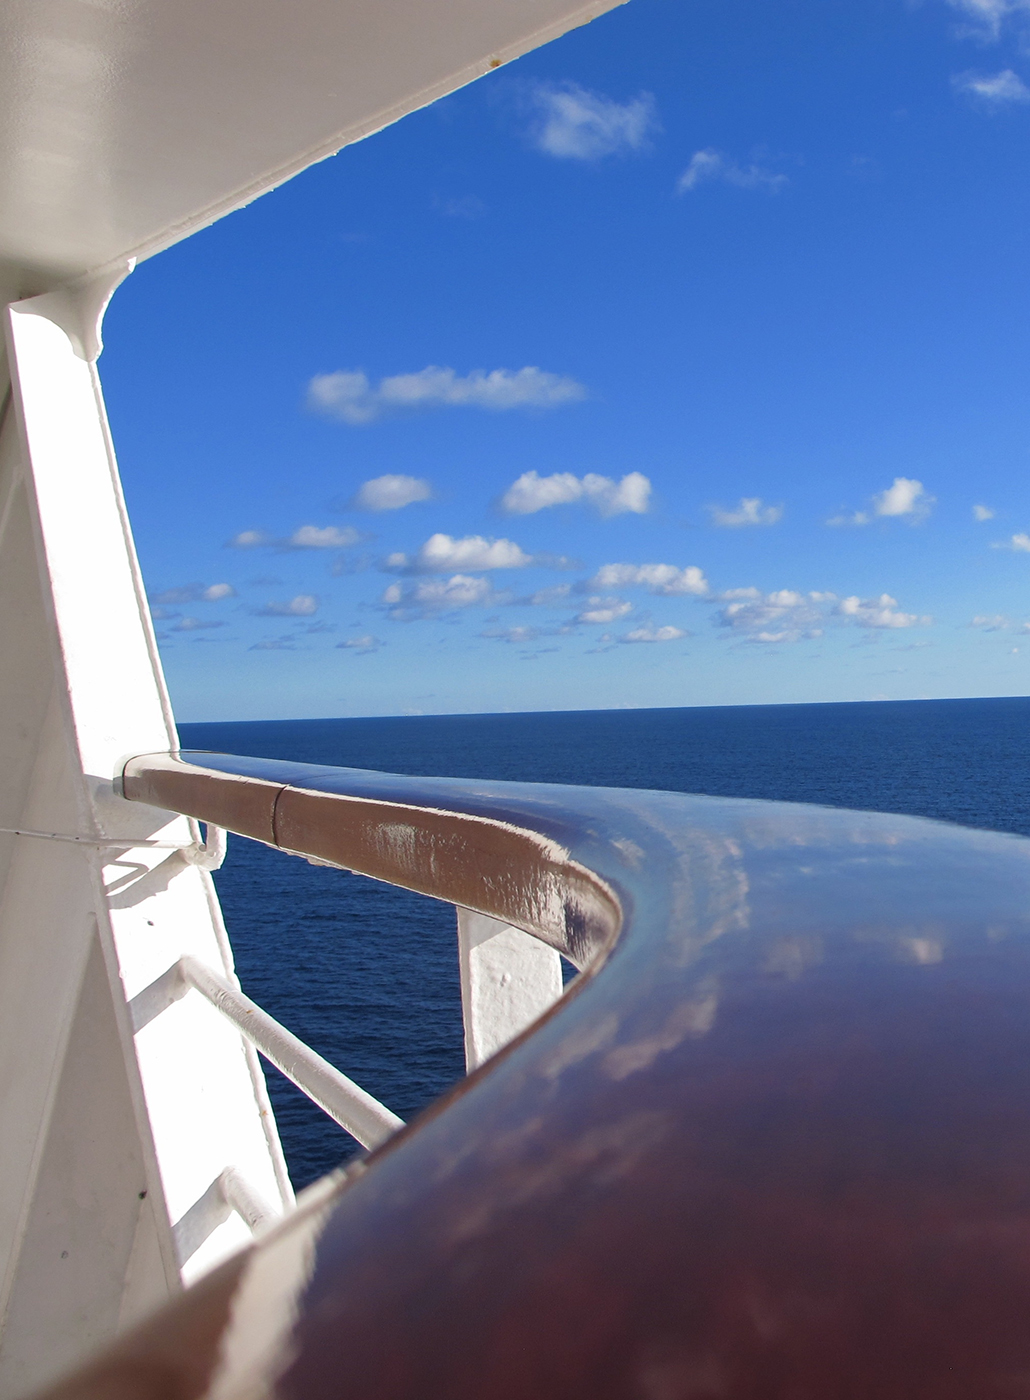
[48,752,1030,1400]
[120,751,623,970]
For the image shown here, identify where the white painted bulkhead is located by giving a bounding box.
[0,294,292,1398]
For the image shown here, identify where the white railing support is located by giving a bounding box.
[171,1167,277,1267]
[456,910,564,1072]
[179,957,404,1150]
[183,824,227,872]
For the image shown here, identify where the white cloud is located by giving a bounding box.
[500,470,651,516]
[973,504,995,521]
[382,574,495,620]
[574,596,633,625]
[619,625,688,643]
[523,584,574,606]
[873,477,934,518]
[152,581,237,604]
[712,586,928,641]
[971,614,1009,629]
[945,0,1022,39]
[337,634,381,653]
[230,526,359,550]
[170,617,226,632]
[253,595,319,617]
[308,366,586,425]
[352,475,432,511]
[526,82,658,160]
[829,477,934,526]
[836,594,931,628]
[708,497,784,528]
[717,589,825,643]
[591,562,709,596]
[386,533,533,574]
[480,625,543,644]
[229,530,272,548]
[953,68,1030,103]
[992,532,1030,550]
[288,525,361,549]
[677,149,789,194]
[250,635,297,651]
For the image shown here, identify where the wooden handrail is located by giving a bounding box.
[41,752,1030,1400]
[120,751,622,970]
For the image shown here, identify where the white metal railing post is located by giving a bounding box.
[456,910,564,1072]
[178,958,404,1150]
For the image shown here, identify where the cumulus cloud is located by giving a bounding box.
[308,366,586,425]
[836,594,932,628]
[382,574,496,620]
[290,525,361,548]
[992,532,1030,550]
[337,634,381,653]
[253,595,319,617]
[619,625,688,643]
[170,617,226,632]
[829,477,934,526]
[708,497,784,528]
[500,470,651,516]
[944,0,1025,39]
[525,82,658,160]
[973,504,996,521]
[574,596,633,625]
[351,475,432,511]
[677,149,789,193]
[385,533,534,574]
[970,614,1009,630]
[249,635,297,651]
[230,526,359,550]
[591,562,709,596]
[480,624,544,644]
[716,589,825,644]
[522,583,574,606]
[953,68,1030,103]
[873,477,934,518]
[152,581,237,604]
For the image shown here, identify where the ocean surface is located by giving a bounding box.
[180,696,1030,1189]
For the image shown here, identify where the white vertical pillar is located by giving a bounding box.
[0,288,292,1396]
[456,909,564,1072]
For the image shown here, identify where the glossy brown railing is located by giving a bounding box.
[120,750,621,970]
[42,750,1030,1400]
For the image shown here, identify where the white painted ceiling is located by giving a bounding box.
[0,0,624,293]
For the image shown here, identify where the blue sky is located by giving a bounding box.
[101,0,1030,722]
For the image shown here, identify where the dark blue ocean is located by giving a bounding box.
[180,696,1030,1189]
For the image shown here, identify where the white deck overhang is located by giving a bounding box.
[0,0,626,299]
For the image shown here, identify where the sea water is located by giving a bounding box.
[180,696,1030,1188]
